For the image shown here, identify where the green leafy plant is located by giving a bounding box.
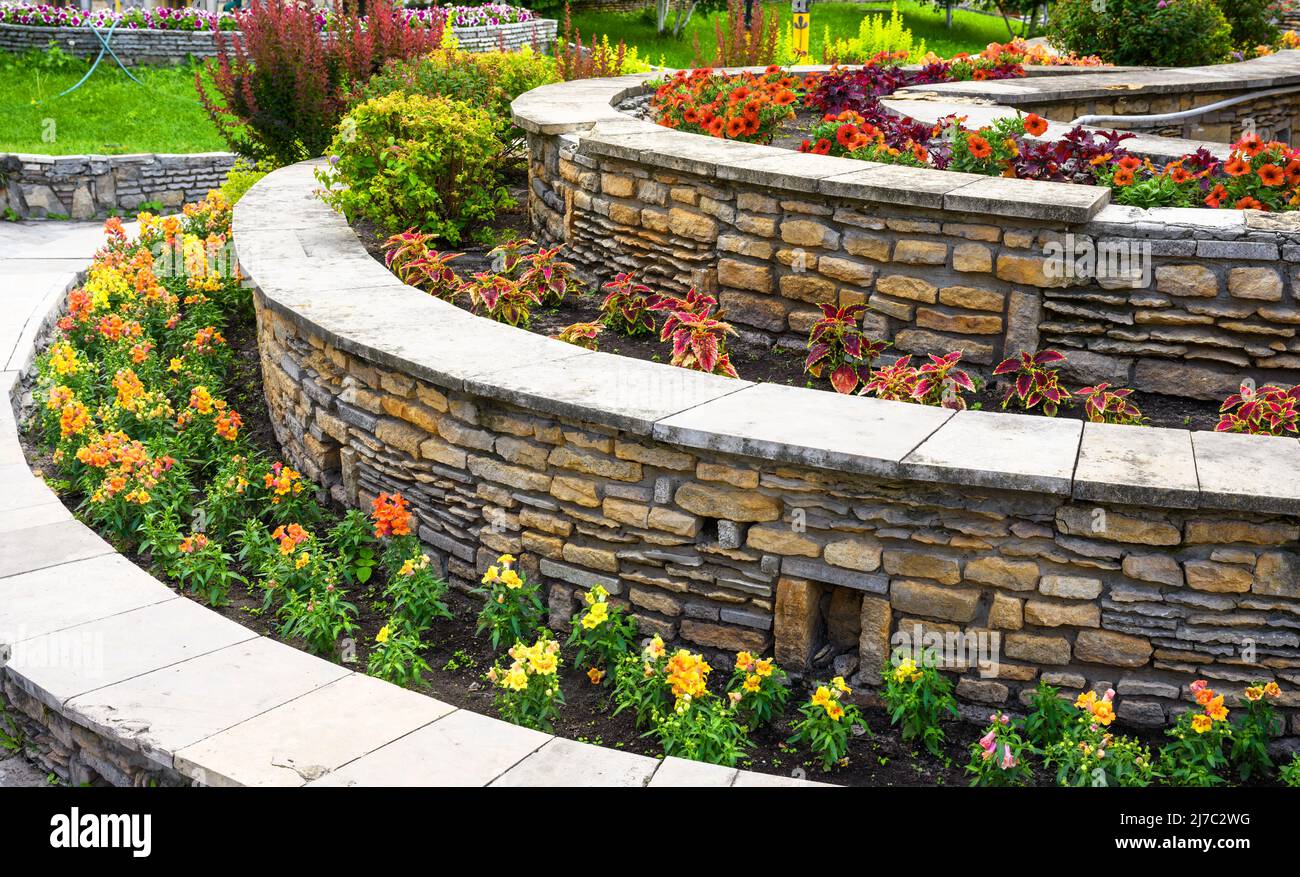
[566,585,638,682]
[966,712,1034,787]
[1046,0,1232,67]
[277,582,358,657]
[650,695,751,767]
[489,635,565,732]
[727,651,791,730]
[474,554,545,651]
[172,531,244,606]
[612,636,672,729]
[1229,680,1284,781]
[994,349,1073,416]
[881,655,958,757]
[1282,753,1300,788]
[328,509,377,585]
[318,90,510,243]
[1044,689,1154,787]
[366,619,430,686]
[1022,679,1075,751]
[788,676,867,772]
[386,549,452,632]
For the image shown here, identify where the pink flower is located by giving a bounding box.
[1001,744,1016,769]
[1190,679,1208,693]
[1104,688,1115,702]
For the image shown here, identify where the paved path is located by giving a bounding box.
[0,219,824,788]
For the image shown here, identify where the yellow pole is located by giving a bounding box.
[791,0,811,59]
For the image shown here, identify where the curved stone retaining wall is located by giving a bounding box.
[515,69,1300,401]
[238,160,1300,733]
[0,151,237,220]
[0,19,558,65]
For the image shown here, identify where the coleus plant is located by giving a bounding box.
[649,287,739,378]
[554,321,603,351]
[858,352,974,409]
[464,273,541,328]
[805,303,888,394]
[1216,382,1300,436]
[1077,382,1145,425]
[994,349,1073,416]
[600,272,657,336]
[518,245,576,307]
[487,237,537,276]
[406,251,464,300]
[382,228,437,285]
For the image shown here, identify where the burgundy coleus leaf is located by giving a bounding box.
[830,364,861,394]
[1034,349,1066,365]
[693,331,721,374]
[805,342,832,374]
[1016,374,1032,398]
[993,357,1020,376]
[950,369,975,391]
[843,334,863,359]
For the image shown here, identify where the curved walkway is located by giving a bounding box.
[0,221,815,788]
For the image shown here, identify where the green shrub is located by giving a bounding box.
[822,2,927,64]
[1220,0,1278,50]
[318,91,510,243]
[219,158,274,205]
[1046,0,1232,67]
[359,47,558,132]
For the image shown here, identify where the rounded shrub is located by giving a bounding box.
[1047,0,1233,67]
[320,91,510,243]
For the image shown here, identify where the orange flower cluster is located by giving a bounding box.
[651,66,798,143]
[271,523,310,555]
[263,461,305,504]
[1103,133,1300,212]
[664,649,711,704]
[1188,679,1231,733]
[371,491,412,538]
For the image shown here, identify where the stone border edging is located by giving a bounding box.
[0,19,559,65]
[1,151,238,220]
[0,225,817,788]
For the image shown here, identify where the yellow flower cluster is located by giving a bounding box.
[1075,689,1116,727]
[1188,679,1232,733]
[665,649,711,709]
[892,657,922,684]
[734,650,775,693]
[398,553,431,577]
[580,584,611,630]
[481,553,524,589]
[810,676,852,721]
[489,637,561,692]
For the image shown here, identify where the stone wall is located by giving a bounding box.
[519,89,1300,400]
[0,19,558,65]
[0,151,236,220]
[237,161,1300,734]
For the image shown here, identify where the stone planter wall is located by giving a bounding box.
[0,151,237,220]
[517,69,1300,402]
[0,19,558,65]
[236,160,1300,733]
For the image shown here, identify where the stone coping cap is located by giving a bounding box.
[237,161,1300,515]
[2,150,237,163]
[0,225,817,789]
[891,50,1300,106]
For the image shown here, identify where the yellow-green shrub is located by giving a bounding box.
[822,3,926,64]
[318,91,510,243]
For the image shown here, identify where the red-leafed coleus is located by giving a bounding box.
[383,228,440,285]
[406,251,464,300]
[517,245,576,307]
[994,349,1073,416]
[648,288,739,378]
[805,303,888,394]
[599,272,656,336]
[554,321,603,351]
[486,237,537,276]
[465,272,541,328]
[1216,382,1300,436]
[1078,382,1144,425]
[859,352,974,409]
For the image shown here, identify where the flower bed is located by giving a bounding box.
[0,3,535,32]
[648,60,1300,213]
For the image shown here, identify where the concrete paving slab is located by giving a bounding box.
[490,736,658,787]
[648,756,739,787]
[0,517,115,579]
[943,176,1110,223]
[731,770,829,787]
[820,163,988,209]
[1073,422,1199,508]
[0,501,72,534]
[64,637,351,768]
[6,598,256,712]
[654,383,953,479]
[1191,430,1300,515]
[308,708,550,787]
[0,462,58,513]
[175,674,454,787]
[0,553,176,646]
[466,349,752,436]
[899,409,1083,495]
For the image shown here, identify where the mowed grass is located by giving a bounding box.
[0,50,226,155]
[568,1,1030,68]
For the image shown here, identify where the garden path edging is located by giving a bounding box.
[0,221,819,788]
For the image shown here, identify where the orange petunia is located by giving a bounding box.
[1112,167,1135,186]
[1117,155,1141,171]
[966,134,992,159]
[1224,155,1252,177]
[1235,196,1266,211]
[1023,113,1048,136]
[811,138,832,155]
[1258,163,1285,187]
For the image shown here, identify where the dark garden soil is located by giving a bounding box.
[351,167,1223,432]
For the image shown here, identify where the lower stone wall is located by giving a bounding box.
[1046,88,1300,145]
[254,290,1300,733]
[2,675,187,787]
[0,151,236,220]
[0,20,558,65]
[525,128,1300,400]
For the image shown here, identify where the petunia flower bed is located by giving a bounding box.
[648,56,1300,213]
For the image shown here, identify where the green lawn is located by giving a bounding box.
[568,1,1030,68]
[0,51,226,155]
